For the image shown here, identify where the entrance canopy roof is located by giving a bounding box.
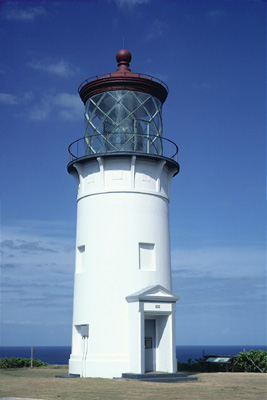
[126,285,179,303]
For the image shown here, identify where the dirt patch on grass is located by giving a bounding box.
[0,366,266,400]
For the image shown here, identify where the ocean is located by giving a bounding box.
[0,345,266,364]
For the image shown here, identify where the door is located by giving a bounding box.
[145,319,156,372]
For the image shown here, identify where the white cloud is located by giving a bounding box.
[28,92,84,121]
[3,219,75,238]
[4,4,47,21]
[28,59,78,78]
[1,220,75,322]
[151,72,168,83]
[183,9,226,23]
[3,320,69,326]
[0,92,18,105]
[172,245,266,345]
[0,91,33,106]
[23,91,34,101]
[171,245,266,279]
[28,96,51,121]
[114,0,149,7]
[205,9,226,19]
[191,82,211,90]
[146,18,167,41]
[1,220,75,269]
[53,93,84,120]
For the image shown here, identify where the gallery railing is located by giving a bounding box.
[68,133,178,163]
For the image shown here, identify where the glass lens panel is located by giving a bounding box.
[84,90,162,154]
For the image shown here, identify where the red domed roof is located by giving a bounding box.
[78,48,168,104]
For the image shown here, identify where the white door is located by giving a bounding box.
[145,319,156,372]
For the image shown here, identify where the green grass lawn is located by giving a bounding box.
[1,366,266,400]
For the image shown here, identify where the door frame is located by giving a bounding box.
[126,285,179,374]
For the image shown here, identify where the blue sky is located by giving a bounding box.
[0,0,266,347]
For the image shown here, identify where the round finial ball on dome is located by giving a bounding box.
[116,49,132,64]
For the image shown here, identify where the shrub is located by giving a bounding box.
[178,350,267,373]
[178,359,226,372]
[0,357,48,369]
[178,361,203,372]
[234,350,267,373]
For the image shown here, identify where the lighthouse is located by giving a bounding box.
[68,48,180,379]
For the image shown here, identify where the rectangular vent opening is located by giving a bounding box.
[139,243,155,271]
[76,245,85,273]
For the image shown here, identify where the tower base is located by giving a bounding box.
[69,354,130,379]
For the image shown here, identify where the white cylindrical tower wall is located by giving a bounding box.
[68,155,178,378]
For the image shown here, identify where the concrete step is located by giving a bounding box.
[120,372,198,382]
[55,374,80,378]
[140,377,198,382]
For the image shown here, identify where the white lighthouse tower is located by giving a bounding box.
[68,48,180,379]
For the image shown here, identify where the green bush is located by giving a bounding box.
[0,357,49,369]
[177,350,267,373]
[234,350,267,373]
[178,361,203,372]
[178,359,226,372]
